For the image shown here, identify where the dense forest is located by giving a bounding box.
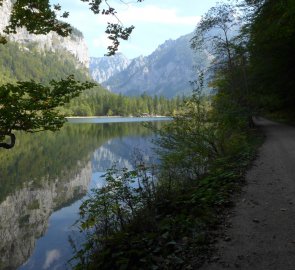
[66,91,183,116]
[246,0,295,119]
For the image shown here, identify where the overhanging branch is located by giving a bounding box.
[0,133,16,149]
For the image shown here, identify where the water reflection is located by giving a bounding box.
[0,121,161,270]
[0,162,91,270]
[92,135,156,172]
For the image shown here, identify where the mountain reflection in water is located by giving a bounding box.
[0,120,165,270]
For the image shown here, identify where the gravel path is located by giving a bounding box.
[201,117,295,270]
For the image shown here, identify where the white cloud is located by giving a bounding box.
[55,1,200,26]
[50,1,202,58]
[96,5,201,26]
[43,249,61,269]
[93,35,113,49]
[92,33,146,56]
[119,42,150,57]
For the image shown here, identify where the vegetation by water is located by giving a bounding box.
[71,0,295,268]
[0,120,163,270]
[71,91,262,270]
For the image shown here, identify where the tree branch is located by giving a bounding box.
[0,133,16,149]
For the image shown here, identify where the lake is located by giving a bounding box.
[0,117,169,270]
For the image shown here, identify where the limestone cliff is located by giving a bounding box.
[0,162,92,270]
[90,53,130,83]
[0,0,89,68]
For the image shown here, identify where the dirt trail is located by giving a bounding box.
[201,117,295,270]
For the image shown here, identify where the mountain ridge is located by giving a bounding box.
[90,33,211,97]
[90,53,130,83]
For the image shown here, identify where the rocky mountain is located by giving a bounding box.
[0,0,89,68]
[90,33,211,98]
[0,162,92,269]
[92,135,156,172]
[90,53,130,83]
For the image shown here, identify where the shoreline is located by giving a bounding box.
[66,115,169,119]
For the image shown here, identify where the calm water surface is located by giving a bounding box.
[0,117,169,270]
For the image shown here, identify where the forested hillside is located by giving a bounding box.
[0,42,90,84]
[0,40,181,118]
[66,91,183,116]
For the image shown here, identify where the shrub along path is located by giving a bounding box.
[201,117,295,270]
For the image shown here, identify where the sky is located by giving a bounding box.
[50,0,222,59]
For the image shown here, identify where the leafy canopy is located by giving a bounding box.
[0,76,95,148]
